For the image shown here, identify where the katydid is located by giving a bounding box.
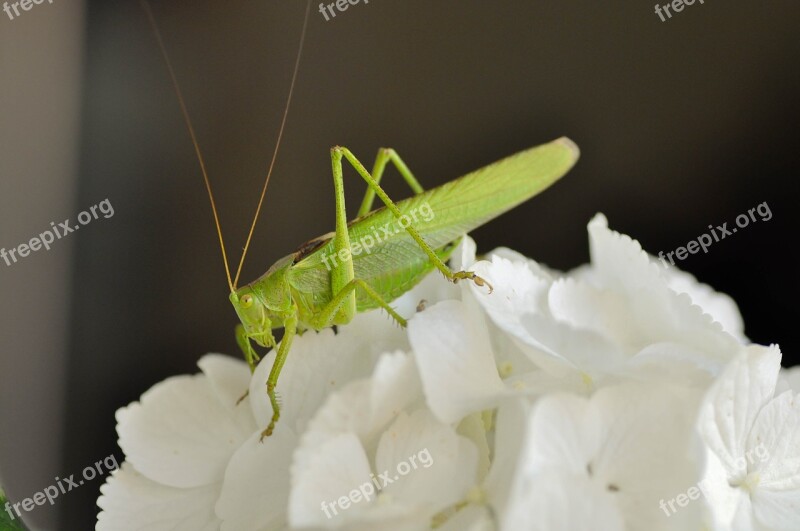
[142,1,580,439]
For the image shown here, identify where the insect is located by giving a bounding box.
[142,1,580,438]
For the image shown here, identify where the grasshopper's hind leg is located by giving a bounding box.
[332,146,492,293]
[326,146,431,327]
[357,148,425,216]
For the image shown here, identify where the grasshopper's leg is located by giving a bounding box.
[310,278,407,330]
[260,310,298,440]
[332,146,493,292]
[330,147,358,324]
[234,325,261,405]
[235,324,260,373]
[357,148,425,217]
[329,147,428,325]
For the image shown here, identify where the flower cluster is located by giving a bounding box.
[97,214,800,530]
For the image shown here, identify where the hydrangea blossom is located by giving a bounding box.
[97,215,799,530]
[699,345,800,531]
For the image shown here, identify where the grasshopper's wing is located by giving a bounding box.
[289,137,579,307]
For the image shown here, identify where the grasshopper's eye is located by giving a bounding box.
[241,294,254,309]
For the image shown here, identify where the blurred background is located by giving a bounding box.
[1,0,798,528]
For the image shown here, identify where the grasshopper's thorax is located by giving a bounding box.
[229,254,295,348]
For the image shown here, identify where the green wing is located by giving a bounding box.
[289,137,579,309]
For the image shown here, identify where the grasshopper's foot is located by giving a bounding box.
[452,271,493,294]
[259,414,278,441]
[259,425,273,441]
[260,382,281,442]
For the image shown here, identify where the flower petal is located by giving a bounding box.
[777,366,800,394]
[116,373,257,488]
[197,353,252,406]
[248,327,375,432]
[751,486,800,531]
[586,385,703,529]
[216,426,298,531]
[97,462,221,531]
[700,345,782,474]
[375,409,478,511]
[522,393,590,477]
[368,351,422,434]
[746,390,800,487]
[662,267,746,342]
[483,399,528,515]
[514,385,704,530]
[437,505,494,531]
[198,354,258,428]
[408,299,507,423]
[504,471,625,531]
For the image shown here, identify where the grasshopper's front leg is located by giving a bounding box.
[235,324,260,372]
[260,309,298,440]
[236,313,298,439]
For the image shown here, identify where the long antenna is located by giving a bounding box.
[232,0,312,289]
[140,0,235,292]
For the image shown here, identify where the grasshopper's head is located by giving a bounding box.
[230,286,275,348]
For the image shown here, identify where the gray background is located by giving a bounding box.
[1,0,798,529]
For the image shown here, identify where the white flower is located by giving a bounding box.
[660,266,746,343]
[503,383,704,530]
[215,307,412,530]
[98,309,407,531]
[699,345,800,531]
[97,214,799,531]
[288,351,479,529]
[97,354,256,530]
[467,214,741,394]
[407,299,508,424]
[777,366,800,395]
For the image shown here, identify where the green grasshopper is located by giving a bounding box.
[142,1,579,438]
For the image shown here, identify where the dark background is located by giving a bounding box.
[1,0,798,529]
